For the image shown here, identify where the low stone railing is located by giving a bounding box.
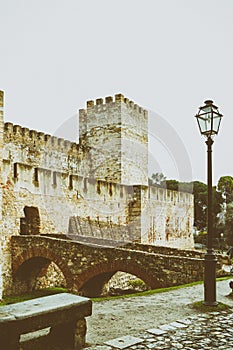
[0,293,92,350]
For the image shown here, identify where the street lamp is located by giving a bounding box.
[195,100,223,306]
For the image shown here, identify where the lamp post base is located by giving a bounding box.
[204,250,218,306]
[203,301,218,306]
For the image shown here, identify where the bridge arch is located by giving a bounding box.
[74,259,161,297]
[12,246,74,294]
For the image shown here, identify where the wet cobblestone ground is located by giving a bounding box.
[86,311,233,349]
[86,280,233,349]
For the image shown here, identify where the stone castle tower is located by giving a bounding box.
[79,94,148,186]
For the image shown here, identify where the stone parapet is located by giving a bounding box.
[4,122,81,155]
[84,93,147,115]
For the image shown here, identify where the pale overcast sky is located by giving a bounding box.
[0,0,233,184]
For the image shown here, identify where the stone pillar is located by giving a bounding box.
[50,318,87,349]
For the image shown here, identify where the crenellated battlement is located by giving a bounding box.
[84,93,148,117]
[4,122,82,154]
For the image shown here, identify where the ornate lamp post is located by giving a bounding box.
[195,100,223,306]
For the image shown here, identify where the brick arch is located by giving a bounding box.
[12,246,74,289]
[74,259,161,291]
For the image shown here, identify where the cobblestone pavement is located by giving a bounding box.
[86,279,233,349]
[86,310,233,349]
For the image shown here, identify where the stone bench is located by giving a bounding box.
[0,293,92,350]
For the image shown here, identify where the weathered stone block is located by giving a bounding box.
[0,293,92,349]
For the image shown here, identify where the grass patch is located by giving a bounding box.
[191,300,231,312]
[216,275,233,282]
[92,281,203,302]
[1,276,232,305]
[0,287,67,306]
[128,279,147,289]
[92,276,232,302]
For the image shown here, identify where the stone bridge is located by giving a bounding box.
[10,235,206,297]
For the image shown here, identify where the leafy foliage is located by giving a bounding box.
[218,176,233,204]
[165,179,179,191]
[224,204,233,246]
[217,176,233,245]
[148,172,166,186]
[192,181,208,231]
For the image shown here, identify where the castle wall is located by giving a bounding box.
[1,137,194,249]
[141,186,194,249]
[1,153,135,238]
[1,123,142,237]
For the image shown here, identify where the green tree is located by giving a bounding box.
[193,181,208,231]
[217,176,233,246]
[224,203,233,246]
[165,179,179,191]
[212,186,224,237]
[149,173,166,186]
[217,176,233,204]
[191,182,223,234]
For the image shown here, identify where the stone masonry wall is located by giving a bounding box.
[1,164,136,237]
[141,186,194,249]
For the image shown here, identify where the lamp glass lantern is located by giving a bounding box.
[195,100,223,137]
